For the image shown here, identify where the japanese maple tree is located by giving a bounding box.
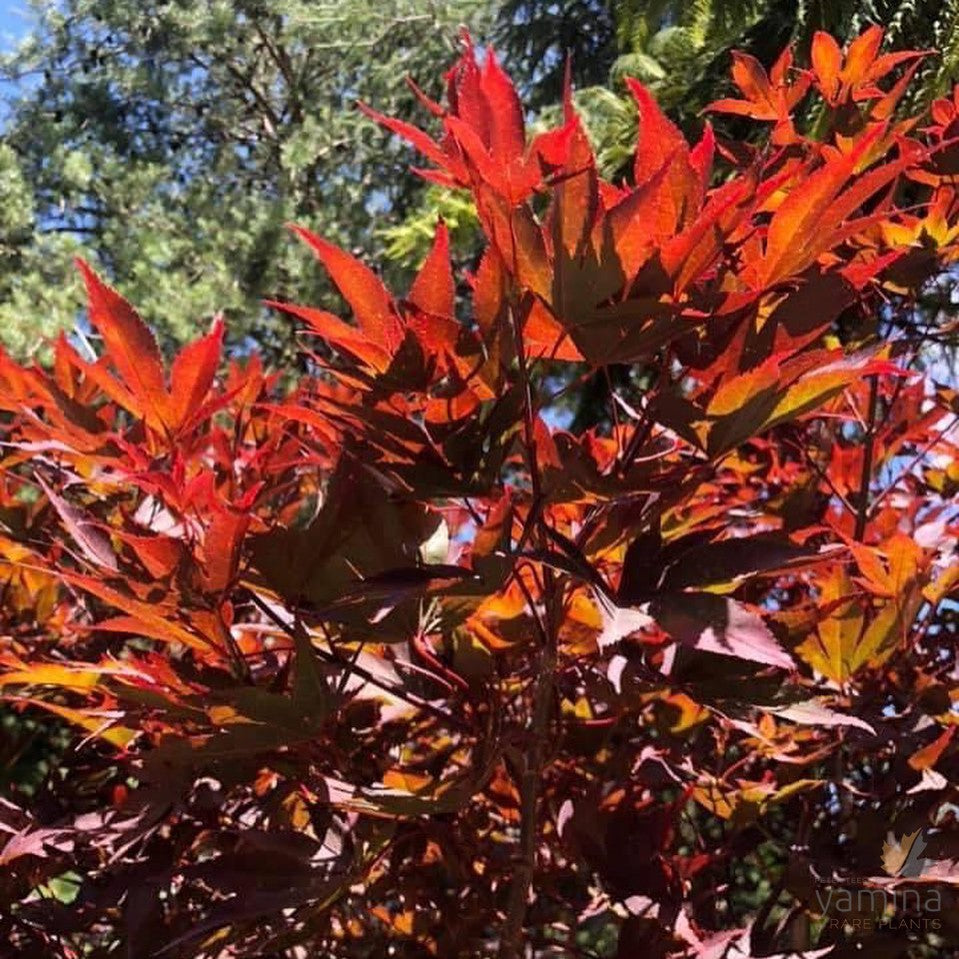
[0,25,957,959]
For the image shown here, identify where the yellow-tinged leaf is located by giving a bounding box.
[660,692,709,732]
[565,696,594,720]
[0,665,101,691]
[693,775,823,821]
[796,566,863,683]
[382,769,434,793]
[207,705,258,726]
[770,778,826,802]
[883,533,922,598]
[18,699,136,749]
[281,791,313,831]
[849,540,891,595]
[847,601,901,674]
[692,778,737,819]
[57,571,212,652]
[566,591,602,630]
[925,562,959,605]
[708,355,780,416]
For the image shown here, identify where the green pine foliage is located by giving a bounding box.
[0,0,492,358]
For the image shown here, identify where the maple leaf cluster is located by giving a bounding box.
[0,26,957,958]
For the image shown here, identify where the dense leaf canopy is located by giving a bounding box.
[1,25,958,958]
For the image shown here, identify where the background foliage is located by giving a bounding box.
[0,0,490,357]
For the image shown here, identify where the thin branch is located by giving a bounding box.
[789,439,858,520]
[252,22,303,123]
[853,375,879,542]
[248,591,469,731]
[498,595,557,959]
[868,413,959,517]
[498,302,559,958]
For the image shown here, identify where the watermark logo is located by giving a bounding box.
[816,824,949,933]
[881,828,934,878]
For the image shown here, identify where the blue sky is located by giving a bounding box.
[0,2,35,113]
[0,3,32,52]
